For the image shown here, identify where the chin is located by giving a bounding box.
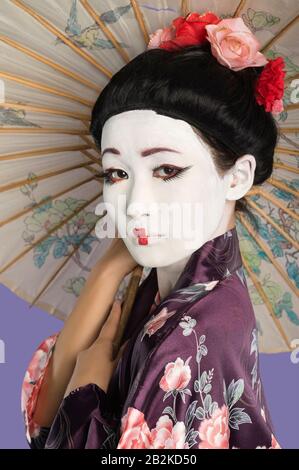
[126,241,192,268]
[126,244,165,268]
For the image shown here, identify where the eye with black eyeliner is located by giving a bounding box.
[102,165,192,185]
[152,164,192,182]
[102,168,128,185]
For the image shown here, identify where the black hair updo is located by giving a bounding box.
[90,41,279,217]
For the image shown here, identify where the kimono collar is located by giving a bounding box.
[122,226,243,342]
[118,226,244,411]
[153,225,243,294]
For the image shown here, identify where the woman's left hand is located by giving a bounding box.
[64,299,128,397]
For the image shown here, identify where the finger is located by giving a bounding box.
[99,300,122,342]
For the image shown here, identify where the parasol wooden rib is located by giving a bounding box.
[273,162,299,174]
[11,0,113,79]
[29,216,106,307]
[0,175,97,228]
[0,33,100,91]
[238,213,298,297]
[0,191,102,276]
[130,0,150,45]
[0,101,91,121]
[0,144,91,162]
[261,15,299,54]
[0,70,92,106]
[0,127,89,135]
[268,178,298,197]
[257,188,299,223]
[80,0,131,64]
[275,147,299,156]
[233,0,248,18]
[112,265,144,358]
[241,255,291,351]
[246,198,299,251]
[0,161,96,193]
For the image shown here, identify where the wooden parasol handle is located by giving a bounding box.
[112,264,144,358]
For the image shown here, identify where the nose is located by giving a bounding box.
[126,203,150,219]
[126,178,153,219]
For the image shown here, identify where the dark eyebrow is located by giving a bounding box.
[101,147,182,157]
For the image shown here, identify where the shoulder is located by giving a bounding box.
[188,272,256,337]
[151,273,257,365]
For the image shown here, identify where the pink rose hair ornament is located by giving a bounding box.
[147,12,286,115]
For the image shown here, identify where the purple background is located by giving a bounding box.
[0,283,298,449]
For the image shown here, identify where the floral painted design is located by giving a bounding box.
[57,0,130,50]
[63,276,86,297]
[0,107,40,128]
[242,7,280,33]
[237,212,299,330]
[20,173,99,272]
[23,197,98,269]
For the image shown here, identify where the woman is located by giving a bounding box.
[21,20,283,449]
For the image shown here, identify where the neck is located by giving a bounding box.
[156,203,236,301]
[156,254,190,302]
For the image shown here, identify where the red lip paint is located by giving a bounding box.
[133,227,148,246]
[138,236,148,245]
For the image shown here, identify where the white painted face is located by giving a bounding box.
[100,109,236,268]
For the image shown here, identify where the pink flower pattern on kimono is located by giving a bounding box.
[21,333,59,442]
[117,407,189,449]
[141,306,178,341]
[270,435,281,449]
[21,227,282,450]
[198,404,230,448]
[159,357,192,392]
[141,280,219,342]
[118,317,258,449]
[117,407,152,449]
[140,286,174,340]
[150,415,189,449]
[117,356,193,449]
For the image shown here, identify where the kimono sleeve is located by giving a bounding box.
[117,283,282,450]
[21,332,59,448]
[43,383,119,449]
[21,332,120,449]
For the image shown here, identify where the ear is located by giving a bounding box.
[226,154,256,201]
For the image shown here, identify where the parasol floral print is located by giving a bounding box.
[21,175,98,269]
[18,172,99,299]
[237,194,299,331]
[1,0,298,340]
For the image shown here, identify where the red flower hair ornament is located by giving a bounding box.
[147,11,286,115]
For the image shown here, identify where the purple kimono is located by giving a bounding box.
[21,227,281,449]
